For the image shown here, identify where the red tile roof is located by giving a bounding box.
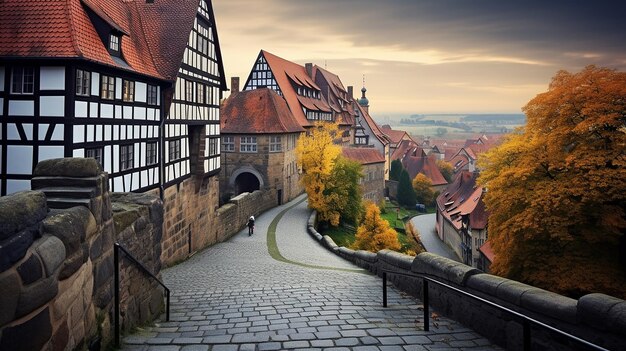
[391,140,420,161]
[381,125,412,145]
[436,171,487,230]
[401,154,448,186]
[0,0,226,87]
[261,50,332,128]
[342,147,385,165]
[479,241,494,262]
[221,88,305,134]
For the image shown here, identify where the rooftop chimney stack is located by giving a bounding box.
[347,86,354,100]
[305,63,313,78]
[231,77,240,95]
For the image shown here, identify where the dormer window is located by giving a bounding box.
[109,34,120,53]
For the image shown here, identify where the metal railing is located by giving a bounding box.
[381,271,609,351]
[114,243,170,348]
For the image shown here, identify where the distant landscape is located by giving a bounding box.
[374,114,526,139]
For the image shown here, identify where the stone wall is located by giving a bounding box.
[308,211,626,351]
[0,158,165,351]
[215,190,278,243]
[160,175,220,267]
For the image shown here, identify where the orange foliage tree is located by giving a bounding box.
[412,173,434,205]
[479,66,626,298]
[352,202,401,252]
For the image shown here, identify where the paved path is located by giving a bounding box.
[122,195,499,350]
[409,214,460,262]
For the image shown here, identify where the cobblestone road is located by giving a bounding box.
[122,194,501,351]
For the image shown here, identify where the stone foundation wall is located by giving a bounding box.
[308,211,626,351]
[160,175,220,267]
[216,190,278,243]
[0,158,165,351]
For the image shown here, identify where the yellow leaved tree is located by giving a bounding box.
[478,66,626,298]
[352,202,401,252]
[295,122,342,225]
[412,173,434,205]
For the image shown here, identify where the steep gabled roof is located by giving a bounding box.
[479,241,494,262]
[436,171,487,230]
[381,125,413,145]
[342,147,385,165]
[257,50,332,128]
[391,140,420,161]
[401,154,448,186]
[221,88,305,134]
[0,0,227,87]
[354,103,390,146]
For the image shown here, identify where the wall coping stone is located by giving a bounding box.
[411,252,480,286]
[33,158,101,178]
[378,249,413,271]
[322,235,339,251]
[0,191,47,240]
[578,293,626,334]
[354,250,377,263]
[519,288,577,322]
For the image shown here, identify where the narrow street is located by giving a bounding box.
[410,214,460,262]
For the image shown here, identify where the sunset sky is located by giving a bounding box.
[213,0,626,116]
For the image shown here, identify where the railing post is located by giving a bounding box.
[523,320,531,351]
[383,272,387,308]
[423,279,429,331]
[166,289,170,321]
[114,243,120,348]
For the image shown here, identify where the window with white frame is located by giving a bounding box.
[240,136,257,153]
[11,67,34,95]
[223,136,234,151]
[146,142,158,165]
[122,80,134,102]
[185,81,194,102]
[76,69,90,96]
[120,144,134,171]
[110,34,120,52]
[85,147,103,167]
[197,83,205,104]
[269,136,282,152]
[101,75,115,100]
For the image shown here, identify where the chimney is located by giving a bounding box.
[305,63,313,78]
[347,86,354,100]
[231,77,240,95]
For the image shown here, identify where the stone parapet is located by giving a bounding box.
[307,210,626,351]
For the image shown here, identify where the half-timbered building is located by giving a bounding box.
[0,0,227,265]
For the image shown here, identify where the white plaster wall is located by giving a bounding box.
[40,67,65,90]
[40,96,64,117]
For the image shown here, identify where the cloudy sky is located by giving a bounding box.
[213,0,626,116]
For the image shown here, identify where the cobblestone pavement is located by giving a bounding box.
[122,195,501,351]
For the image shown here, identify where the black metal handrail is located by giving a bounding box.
[114,243,170,348]
[381,270,609,351]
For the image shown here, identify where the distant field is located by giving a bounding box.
[400,125,468,138]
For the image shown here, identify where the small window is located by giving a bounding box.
[269,136,282,152]
[146,142,158,165]
[110,34,120,52]
[122,80,134,102]
[76,69,91,96]
[101,75,115,100]
[85,147,103,167]
[147,85,158,106]
[223,136,234,152]
[240,136,257,153]
[120,144,134,171]
[185,81,194,102]
[208,137,219,156]
[197,83,205,104]
[168,139,181,161]
[11,67,34,95]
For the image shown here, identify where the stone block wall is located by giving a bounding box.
[160,175,220,267]
[215,190,278,243]
[308,211,626,351]
[112,193,164,334]
[0,158,165,351]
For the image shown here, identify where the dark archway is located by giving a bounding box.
[235,172,260,195]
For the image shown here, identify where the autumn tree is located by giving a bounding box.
[478,66,626,298]
[352,202,401,252]
[390,159,403,181]
[436,160,454,183]
[323,156,364,225]
[412,173,434,205]
[397,169,417,208]
[296,122,342,224]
